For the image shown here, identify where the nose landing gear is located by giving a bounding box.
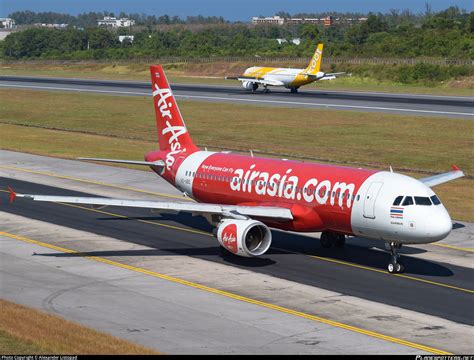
[387,242,404,274]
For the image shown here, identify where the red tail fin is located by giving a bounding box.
[150,65,197,153]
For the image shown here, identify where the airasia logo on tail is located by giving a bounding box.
[221,224,238,253]
[153,83,188,170]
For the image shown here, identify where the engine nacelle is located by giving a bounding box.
[216,219,272,257]
[242,81,254,90]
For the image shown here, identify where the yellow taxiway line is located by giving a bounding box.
[432,242,474,253]
[0,230,452,355]
[0,165,191,201]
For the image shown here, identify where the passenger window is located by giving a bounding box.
[430,195,441,205]
[392,196,403,206]
[415,196,432,206]
[402,196,414,206]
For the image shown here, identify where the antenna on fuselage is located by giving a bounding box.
[250,150,254,158]
[390,166,393,173]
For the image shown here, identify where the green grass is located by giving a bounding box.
[0,329,48,354]
[1,62,473,96]
[0,88,472,221]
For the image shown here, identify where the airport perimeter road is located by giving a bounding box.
[0,75,473,118]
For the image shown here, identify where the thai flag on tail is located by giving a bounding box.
[390,207,404,218]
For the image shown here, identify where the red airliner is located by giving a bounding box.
[11,65,464,273]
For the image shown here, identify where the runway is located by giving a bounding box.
[0,75,472,118]
[1,151,473,354]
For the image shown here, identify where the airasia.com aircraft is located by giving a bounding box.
[11,65,464,274]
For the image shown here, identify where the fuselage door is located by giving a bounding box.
[363,182,383,219]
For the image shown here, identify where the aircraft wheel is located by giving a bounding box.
[252,83,258,92]
[396,263,404,273]
[388,262,396,273]
[335,234,346,247]
[290,87,298,94]
[320,232,333,248]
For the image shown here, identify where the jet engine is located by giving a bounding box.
[216,219,272,257]
[242,81,257,91]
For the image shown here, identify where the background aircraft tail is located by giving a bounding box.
[149,65,197,153]
[304,43,324,75]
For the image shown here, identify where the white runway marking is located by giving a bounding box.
[1,83,472,117]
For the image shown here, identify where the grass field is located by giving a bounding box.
[1,62,473,96]
[0,88,472,221]
[0,298,158,354]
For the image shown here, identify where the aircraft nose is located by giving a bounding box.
[428,211,452,241]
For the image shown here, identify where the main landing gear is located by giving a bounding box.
[290,86,299,94]
[251,83,259,92]
[386,242,404,274]
[320,231,346,248]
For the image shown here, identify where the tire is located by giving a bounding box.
[320,233,332,248]
[388,262,396,273]
[335,234,346,247]
[397,263,404,273]
[290,87,298,94]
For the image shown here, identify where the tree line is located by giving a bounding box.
[8,10,226,27]
[2,7,472,61]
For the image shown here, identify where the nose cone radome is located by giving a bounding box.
[428,211,452,242]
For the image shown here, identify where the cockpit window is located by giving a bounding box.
[392,196,404,206]
[430,195,441,205]
[415,196,432,206]
[402,196,414,206]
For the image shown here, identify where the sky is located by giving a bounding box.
[1,0,472,21]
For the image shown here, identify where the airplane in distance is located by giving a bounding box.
[9,65,464,274]
[226,43,346,93]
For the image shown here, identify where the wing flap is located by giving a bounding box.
[15,194,293,221]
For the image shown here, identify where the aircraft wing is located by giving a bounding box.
[77,157,165,167]
[419,165,465,187]
[9,190,294,221]
[325,72,348,77]
[236,76,285,87]
[303,72,348,80]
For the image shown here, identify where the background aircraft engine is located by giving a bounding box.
[216,219,272,257]
[242,81,254,90]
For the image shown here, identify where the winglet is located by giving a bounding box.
[451,164,461,171]
[7,187,16,204]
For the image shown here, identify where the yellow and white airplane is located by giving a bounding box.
[227,44,345,93]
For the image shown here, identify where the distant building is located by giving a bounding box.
[118,35,134,43]
[323,16,333,27]
[252,16,285,25]
[98,17,135,28]
[252,15,366,27]
[35,23,68,29]
[0,18,15,29]
[276,38,301,45]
